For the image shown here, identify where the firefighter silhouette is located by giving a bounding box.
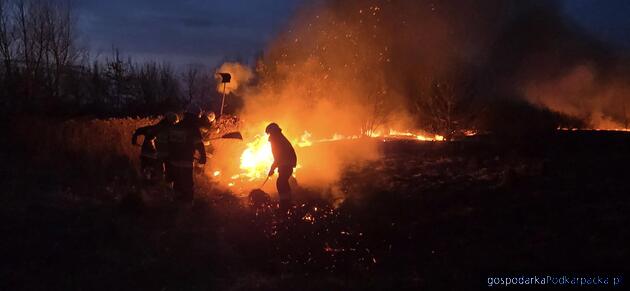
[265,123,297,210]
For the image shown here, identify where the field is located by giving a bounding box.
[1,118,629,290]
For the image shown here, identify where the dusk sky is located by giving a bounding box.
[76,0,630,68]
[76,0,304,67]
[564,0,630,47]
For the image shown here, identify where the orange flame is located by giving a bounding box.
[209,124,459,192]
[239,133,274,181]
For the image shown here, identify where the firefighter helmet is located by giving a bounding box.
[186,103,202,118]
[265,123,281,134]
[165,112,179,124]
[205,111,216,123]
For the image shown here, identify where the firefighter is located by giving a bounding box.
[198,111,216,133]
[265,123,297,210]
[132,113,179,182]
[155,112,179,182]
[168,105,207,203]
[197,111,217,155]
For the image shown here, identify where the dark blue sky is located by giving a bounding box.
[76,0,304,67]
[77,0,629,68]
[560,0,630,49]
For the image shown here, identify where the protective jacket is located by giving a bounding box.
[168,116,206,168]
[269,133,297,169]
[132,125,158,159]
[154,123,172,159]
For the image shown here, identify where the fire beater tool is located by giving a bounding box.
[260,175,270,188]
[208,131,243,140]
[217,73,231,116]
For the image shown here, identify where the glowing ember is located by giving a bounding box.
[302,213,315,223]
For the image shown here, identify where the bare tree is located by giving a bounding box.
[0,0,185,116]
[158,62,179,106]
[183,65,199,104]
[105,48,132,110]
[45,0,78,99]
[0,0,15,76]
[18,0,48,75]
[360,89,389,137]
[415,79,473,140]
[137,61,159,105]
[182,64,214,108]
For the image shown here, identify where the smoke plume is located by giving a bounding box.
[211,0,630,194]
[215,62,254,94]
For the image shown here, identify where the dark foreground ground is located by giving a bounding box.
[1,130,629,290]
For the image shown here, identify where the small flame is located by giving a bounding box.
[558,127,630,132]
[297,131,313,147]
[388,129,413,136]
[383,129,446,141]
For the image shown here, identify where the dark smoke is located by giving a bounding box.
[249,0,629,133]
[211,0,629,193]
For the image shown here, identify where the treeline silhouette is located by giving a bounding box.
[0,0,226,118]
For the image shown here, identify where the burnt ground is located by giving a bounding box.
[1,131,629,290]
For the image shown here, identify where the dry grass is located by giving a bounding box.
[10,116,158,193]
[2,119,629,290]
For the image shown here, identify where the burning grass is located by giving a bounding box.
[208,123,454,196]
[7,115,454,202]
